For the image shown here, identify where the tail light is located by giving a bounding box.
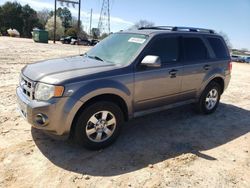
[228,61,232,74]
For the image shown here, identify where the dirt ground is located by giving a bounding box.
[0,36,249,188]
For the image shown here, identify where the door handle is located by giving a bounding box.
[169,69,178,78]
[203,65,210,70]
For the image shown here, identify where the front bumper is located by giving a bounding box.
[16,86,73,137]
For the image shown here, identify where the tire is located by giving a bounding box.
[195,81,222,114]
[74,101,124,150]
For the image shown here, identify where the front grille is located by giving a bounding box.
[20,75,35,100]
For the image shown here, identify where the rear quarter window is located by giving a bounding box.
[207,37,228,59]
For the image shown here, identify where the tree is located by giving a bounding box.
[92,28,100,39]
[21,4,40,37]
[0,2,40,37]
[37,9,50,29]
[69,17,88,39]
[71,16,82,32]
[0,6,2,34]
[100,33,109,40]
[65,27,77,37]
[0,2,23,35]
[218,31,232,50]
[240,48,249,52]
[130,20,155,29]
[51,7,72,30]
[45,16,64,40]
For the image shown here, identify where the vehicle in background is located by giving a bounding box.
[238,56,246,63]
[231,55,246,63]
[89,39,99,46]
[231,55,240,62]
[71,38,90,46]
[244,56,250,63]
[60,36,77,44]
[71,38,99,46]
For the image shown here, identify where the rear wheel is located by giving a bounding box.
[195,81,222,114]
[74,101,124,150]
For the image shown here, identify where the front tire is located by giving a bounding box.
[74,101,124,150]
[195,81,222,114]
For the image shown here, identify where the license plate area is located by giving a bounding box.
[17,97,27,118]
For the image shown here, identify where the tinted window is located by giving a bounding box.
[182,37,208,61]
[207,37,228,58]
[146,37,178,63]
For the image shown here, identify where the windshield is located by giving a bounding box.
[86,33,148,65]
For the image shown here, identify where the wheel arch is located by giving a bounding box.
[199,76,225,98]
[69,93,129,138]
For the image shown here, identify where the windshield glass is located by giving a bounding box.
[86,33,148,65]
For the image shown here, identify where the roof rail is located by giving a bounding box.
[138,26,215,34]
[138,26,173,30]
[172,26,215,34]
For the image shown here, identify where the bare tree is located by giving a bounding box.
[130,19,155,30]
[218,31,232,50]
[37,9,50,29]
[240,48,249,52]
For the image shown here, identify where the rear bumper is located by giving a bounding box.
[223,74,231,92]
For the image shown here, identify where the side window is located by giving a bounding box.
[207,37,228,59]
[182,37,208,61]
[145,37,179,63]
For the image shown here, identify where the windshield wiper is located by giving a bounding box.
[86,54,104,62]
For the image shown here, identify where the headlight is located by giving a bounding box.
[19,74,23,86]
[34,83,64,101]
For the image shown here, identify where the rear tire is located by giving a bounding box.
[195,81,222,114]
[74,101,124,150]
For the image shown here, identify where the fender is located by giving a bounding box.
[62,79,133,136]
[197,67,225,98]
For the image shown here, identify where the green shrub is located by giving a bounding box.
[65,27,77,37]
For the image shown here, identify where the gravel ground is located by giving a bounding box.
[0,36,249,188]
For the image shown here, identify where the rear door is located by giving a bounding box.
[180,35,212,100]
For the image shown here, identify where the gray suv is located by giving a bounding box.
[17,26,232,149]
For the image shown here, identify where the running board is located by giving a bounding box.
[134,99,196,118]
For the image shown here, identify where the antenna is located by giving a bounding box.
[98,0,110,34]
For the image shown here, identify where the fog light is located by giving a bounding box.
[35,114,48,126]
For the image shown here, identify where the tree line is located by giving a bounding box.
[0,1,233,49]
[0,1,87,39]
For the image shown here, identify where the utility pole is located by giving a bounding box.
[53,0,57,44]
[89,8,93,35]
[54,0,81,43]
[78,0,81,38]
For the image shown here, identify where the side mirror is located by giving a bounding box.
[141,55,161,68]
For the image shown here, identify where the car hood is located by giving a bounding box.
[22,56,117,84]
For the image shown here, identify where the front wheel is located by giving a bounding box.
[195,82,222,114]
[74,101,124,150]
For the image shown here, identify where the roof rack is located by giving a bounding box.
[138,26,173,30]
[138,26,215,34]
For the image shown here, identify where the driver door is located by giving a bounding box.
[134,35,183,112]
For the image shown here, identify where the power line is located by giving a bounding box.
[53,0,81,43]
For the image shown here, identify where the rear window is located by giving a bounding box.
[182,37,208,61]
[207,37,228,58]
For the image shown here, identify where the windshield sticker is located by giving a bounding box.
[128,37,146,44]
